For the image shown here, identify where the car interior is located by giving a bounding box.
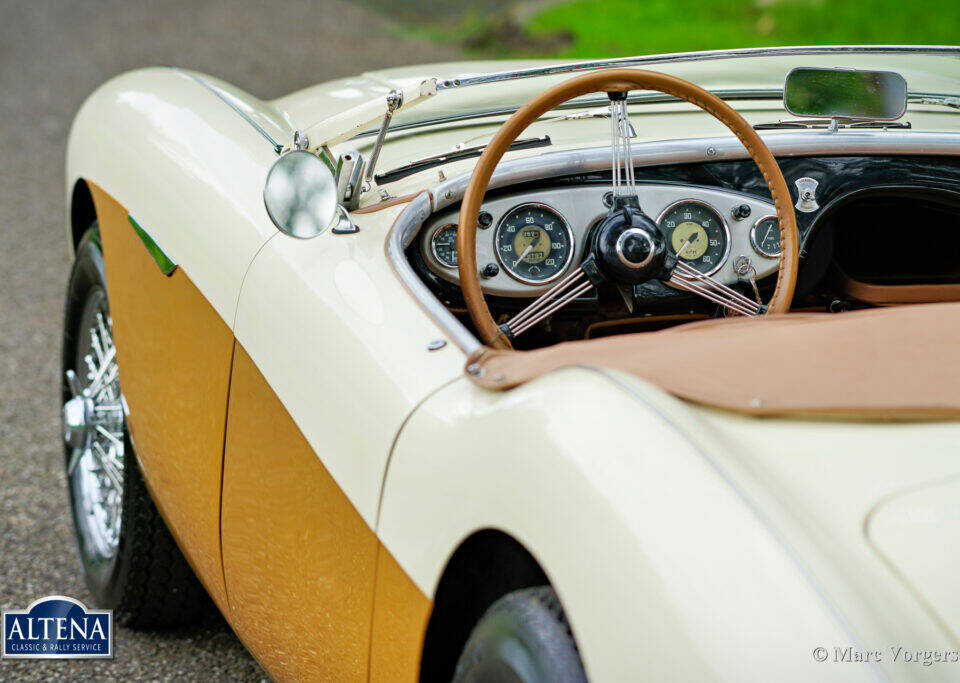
[398,68,960,353]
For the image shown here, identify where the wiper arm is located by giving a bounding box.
[374,135,551,185]
[909,93,960,110]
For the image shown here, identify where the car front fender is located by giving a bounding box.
[379,366,874,682]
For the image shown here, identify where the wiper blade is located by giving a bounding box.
[753,119,912,130]
[374,135,551,184]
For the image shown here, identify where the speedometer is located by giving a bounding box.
[657,200,729,275]
[494,204,573,284]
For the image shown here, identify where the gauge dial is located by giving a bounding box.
[431,224,459,268]
[495,204,573,284]
[751,215,781,257]
[657,200,729,275]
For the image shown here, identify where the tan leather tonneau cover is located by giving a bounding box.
[468,303,960,419]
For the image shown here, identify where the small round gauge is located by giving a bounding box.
[494,204,573,284]
[431,224,459,268]
[751,215,781,258]
[657,200,729,275]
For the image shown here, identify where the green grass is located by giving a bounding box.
[525,0,960,58]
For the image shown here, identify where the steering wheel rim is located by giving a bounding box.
[457,68,799,349]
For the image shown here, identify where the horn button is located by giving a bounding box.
[593,201,669,284]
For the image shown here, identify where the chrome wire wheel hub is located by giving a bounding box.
[65,293,126,560]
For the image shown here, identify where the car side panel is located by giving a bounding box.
[221,342,432,681]
[231,203,464,528]
[368,543,434,683]
[226,201,460,678]
[88,183,233,611]
[220,343,379,679]
[68,68,292,615]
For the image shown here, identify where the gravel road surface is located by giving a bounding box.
[0,1,457,679]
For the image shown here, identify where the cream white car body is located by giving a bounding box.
[66,47,960,680]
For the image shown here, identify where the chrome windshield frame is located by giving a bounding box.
[433,45,960,90]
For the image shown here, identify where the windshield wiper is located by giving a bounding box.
[374,135,552,184]
[753,119,912,130]
[909,93,960,110]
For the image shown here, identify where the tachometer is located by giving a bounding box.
[494,204,573,284]
[430,224,459,268]
[657,200,729,275]
[750,215,781,258]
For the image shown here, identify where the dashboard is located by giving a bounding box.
[420,183,782,297]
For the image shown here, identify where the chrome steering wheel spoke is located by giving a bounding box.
[667,259,765,317]
[608,92,637,205]
[502,265,595,338]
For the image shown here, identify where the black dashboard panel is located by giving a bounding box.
[410,155,960,312]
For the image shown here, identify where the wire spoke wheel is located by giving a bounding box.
[64,287,126,561]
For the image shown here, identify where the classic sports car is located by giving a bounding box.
[61,45,960,681]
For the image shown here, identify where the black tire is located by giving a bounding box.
[62,223,211,628]
[452,586,588,683]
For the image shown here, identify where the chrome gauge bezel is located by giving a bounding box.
[493,202,575,285]
[750,214,782,258]
[655,198,731,277]
[430,223,459,269]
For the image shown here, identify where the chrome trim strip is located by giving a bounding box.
[174,68,285,154]
[430,131,960,212]
[390,130,960,354]
[386,193,482,354]
[435,45,960,90]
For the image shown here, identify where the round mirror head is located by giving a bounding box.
[264,151,338,239]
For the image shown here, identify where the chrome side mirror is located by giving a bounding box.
[264,151,339,239]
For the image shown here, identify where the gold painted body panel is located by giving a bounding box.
[368,544,433,683]
[222,344,430,680]
[88,183,232,611]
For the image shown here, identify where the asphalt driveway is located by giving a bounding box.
[0,1,457,678]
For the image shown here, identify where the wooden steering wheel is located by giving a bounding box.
[457,69,799,349]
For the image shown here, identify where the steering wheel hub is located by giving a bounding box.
[593,205,667,284]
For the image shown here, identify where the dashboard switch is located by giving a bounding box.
[732,203,751,220]
[481,263,500,279]
[478,211,493,229]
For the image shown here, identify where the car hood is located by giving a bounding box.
[607,369,960,653]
